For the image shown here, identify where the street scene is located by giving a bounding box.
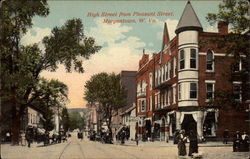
[1,0,250,159]
[2,131,250,159]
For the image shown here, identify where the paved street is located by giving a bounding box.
[1,133,249,159]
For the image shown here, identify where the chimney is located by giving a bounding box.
[218,21,228,34]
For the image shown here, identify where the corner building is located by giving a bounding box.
[136,1,249,141]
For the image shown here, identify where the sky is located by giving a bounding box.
[21,0,220,108]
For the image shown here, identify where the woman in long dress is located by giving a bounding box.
[188,130,198,156]
[178,130,187,156]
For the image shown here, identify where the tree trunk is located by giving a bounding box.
[107,113,112,137]
[11,115,21,145]
[10,87,19,144]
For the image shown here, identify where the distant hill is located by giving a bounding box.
[67,108,90,117]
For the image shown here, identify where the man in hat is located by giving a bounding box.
[241,131,249,152]
[223,129,229,144]
[178,130,187,156]
[233,131,241,152]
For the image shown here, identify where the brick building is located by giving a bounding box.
[136,1,249,142]
[112,71,137,138]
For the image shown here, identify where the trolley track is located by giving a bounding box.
[58,141,72,159]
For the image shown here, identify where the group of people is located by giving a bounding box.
[77,131,84,141]
[177,130,198,157]
[223,129,249,152]
[116,126,130,145]
[19,129,68,147]
[232,131,249,152]
[100,130,112,144]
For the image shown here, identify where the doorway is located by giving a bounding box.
[181,114,197,136]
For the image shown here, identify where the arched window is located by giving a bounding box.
[207,50,214,71]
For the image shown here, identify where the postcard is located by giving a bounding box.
[1,0,249,158]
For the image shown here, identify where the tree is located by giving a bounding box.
[84,73,126,136]
[31,78,69,132]
[68,112,85,131]
[61,107,70,132]
[0,0,101,143]
[204,0,250,109]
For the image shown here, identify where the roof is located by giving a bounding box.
[121,105,135,116]
[175,1,203,34]
[159,22,170,64]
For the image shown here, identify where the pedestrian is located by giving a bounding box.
[25,130,31,148]
[20,131,26,146]
[188,130,198,157]
[58,132,62,143]
[233,131,241,152]
[44,132,50,146]
[166,130,170,143]
[135,133,139,146]
[177,129,187,156]
[223,129,229,144]
[241,131,249,152]
[174,129,180,144]
[121,129,125,145]
[6,132,10,142]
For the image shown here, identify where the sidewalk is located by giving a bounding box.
[114,140,233,147]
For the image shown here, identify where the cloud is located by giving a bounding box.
[42,18,148,108]
[204,25,218,32]
[152,18,178,41]
[21,27,51,45]
[88,18,132,46]
[148,42,154,47]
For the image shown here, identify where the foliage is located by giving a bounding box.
[84,72,126,133]
[68,112,85,131]
[61,107,70,131]
[31,78,68,132]
[206,0,249,34]
[0,0,101,142]
[41,107,55,132]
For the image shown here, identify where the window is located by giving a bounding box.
[30,114,33,124]
[162,66,165,82]
[233,60,242,72]
[173,86,176,104]
[137,100,140,112]
[207,50,214,71]
[165,64,168,80]
[161,93,164,108]
[150,96,152,111]
[141,99,146,112]
[233,84,241,101]
[165,90,168,106]
[169,61,172,78]
[168,88,171,105]
[142,80,146,94]
[149,73,152,90]
[158,69,161,85]
[190,49,197,69]
[206,83,214,100]
[155,95,158,109]
[190,83,197,99]
[178,84,181,100]
[173,57,177,76]
[180,50,185,69]
[155,70,158,86]
[148,98,150,111]
[158,94,160,108]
